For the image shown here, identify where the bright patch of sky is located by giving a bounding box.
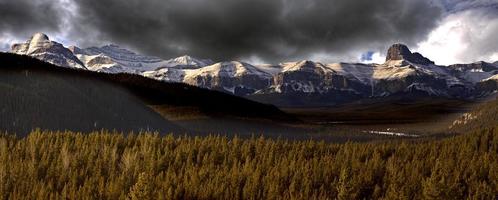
[360,51,385,64]
[360,51,374,62]
[0,32,23,52]
[415,7,498,65]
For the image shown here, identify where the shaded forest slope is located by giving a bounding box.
[0,54,182,135]
[0,53,293,135]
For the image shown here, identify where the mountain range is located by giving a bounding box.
[10,33,498,106]
[0,52,297,136]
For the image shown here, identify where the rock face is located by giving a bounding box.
[167,55,214,69]
[386,43,434,65]
[10,33,498,106]
[448,61,498,83]
[268,61,367,94]
[70,44,168,73]
[183,61,272,95]
[11,33,86,69]
[70,45,214,73]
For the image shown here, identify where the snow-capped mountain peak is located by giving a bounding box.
[70,44,172,73]
[83,44,163,63]
[9,33,498,106]
[281,60,331,73]
[167,55,214,68]
[11,33,86,69]
[27,33,51,54]
[185,61,271,78]
[182,61,272,94]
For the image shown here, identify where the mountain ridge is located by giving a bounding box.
[9,33,498,106]
[11,33,86,69]
[0,52,297,135]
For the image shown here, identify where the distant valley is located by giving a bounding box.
[3,33,498,139]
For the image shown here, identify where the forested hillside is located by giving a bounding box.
[449,95,498,133]
[0,53,294,135]
[0,56,180,135]
[1,126,497,199]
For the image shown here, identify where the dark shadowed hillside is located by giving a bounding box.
[0,54,183,135]
[0,53,295,136]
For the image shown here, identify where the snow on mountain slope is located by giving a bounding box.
[281,60,332,73]
[254,64,283,75]
[326,63,374,84]
[184,61,271,80]
[367,60,463,97]
[265,60,369,95]
[84,44,162,63]
[70,45,171,73]
[183,61,272,94]
[326,60,458,86]
[142,68,185,82]
[267,60,350,94]
[166,55,214,69]
[11,33,86,69]
[8,33,498,105]
[326,60,419,84]
[372,62,417,81]
[381,44,469,86]
[73,53,123,73]
[379,60,465,87]
[72,44,214,74]
[140,56,214,81]
[448,61,498,83]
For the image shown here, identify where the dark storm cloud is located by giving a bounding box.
[0,0,62,34]
[73,0,443,62]
[0,0,443,62]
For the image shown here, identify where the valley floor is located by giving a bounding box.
[283,98,477,139]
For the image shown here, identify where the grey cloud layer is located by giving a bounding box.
[454,8,498,63]
[75,0,443,62]
[1,0,443,62]
[0,0,62,36]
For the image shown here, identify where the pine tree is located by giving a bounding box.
[128,172,153,200]
[337,166,354,200]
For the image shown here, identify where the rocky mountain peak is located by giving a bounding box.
[7,34,498,104]
[10,33,86,69]
[385,43,434,65]
[293,60,320,69]
[68,45,84,55]
[30,33,50,43]
[11,33,51,55]
[386,44,411,60]
[168,55,214,67]
[298,60,315,65]
[173,55,199,64]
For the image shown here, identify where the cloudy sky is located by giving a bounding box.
[0,0,497,65]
